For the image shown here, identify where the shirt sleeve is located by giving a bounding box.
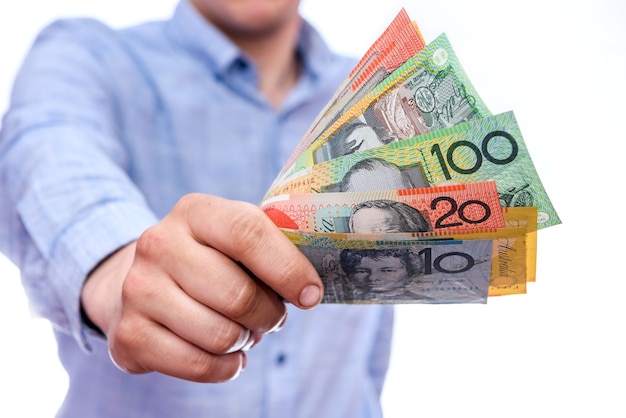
[0,19,159,351]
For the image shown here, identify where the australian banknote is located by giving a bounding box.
[415,226,528,297]
[275,9,426,184]
[285,230,493,304]
[262,181,505,233]
[266,111,560,229]
[272,32,491,190]
[503,206,537,282]
[286,222,527,298]
[299,9,426,149]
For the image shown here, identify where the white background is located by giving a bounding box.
[1,0,625,417]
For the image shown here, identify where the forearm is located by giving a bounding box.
[0,20,159,344]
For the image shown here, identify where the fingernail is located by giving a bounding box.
[108,347,131,374]
[242,332,262,351]
[299,285,321,308]
[226,328,251,354]
[227,352,246,382]
[267,309,288,334]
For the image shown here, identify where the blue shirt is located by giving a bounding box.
[0,1,394,417]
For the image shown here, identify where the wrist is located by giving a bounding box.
[81,241,137,336]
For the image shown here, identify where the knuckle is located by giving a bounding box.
[273,256,301,288]
[227,204,270,258]
[186,352,222,382]
[262,254,306,303]
[135,224,169,259]
[211,322,245,354]
[174,193,211,228]
[173,193,203,212]
[108,320,148,373]
[121,268,157,303]
[224,280,261,322]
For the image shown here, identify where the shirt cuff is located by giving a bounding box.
[47,200,158,352]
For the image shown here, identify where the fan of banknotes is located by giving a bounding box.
[260,8,561,305]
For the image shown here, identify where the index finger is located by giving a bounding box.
[181,194,323,309]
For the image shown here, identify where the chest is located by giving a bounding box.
[109,63,322,214]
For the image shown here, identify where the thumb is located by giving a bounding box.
[180,194,323,309]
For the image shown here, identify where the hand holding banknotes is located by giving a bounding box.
[81,194,323,382]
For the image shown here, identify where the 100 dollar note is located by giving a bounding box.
[266,111,560,229]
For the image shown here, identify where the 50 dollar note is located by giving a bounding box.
[273,32,491,187]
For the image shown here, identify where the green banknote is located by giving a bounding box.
[273,10,426,188]
[270,111,560,229]
[281,32,491,182]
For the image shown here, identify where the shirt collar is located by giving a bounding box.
[166,0,336,81]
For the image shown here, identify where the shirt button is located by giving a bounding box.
[276,353,287,366]
[234,58,248,71]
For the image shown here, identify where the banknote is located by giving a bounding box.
[502,206,537,282]
[273,32,491,187]
[274,9,426,185]
[302,21,426,145]
[298,10,426,151]
[285,222,527,297]
[262,181,505,233]
[267,111,561,229]
[421,226,528,297]
[287,231,493,304]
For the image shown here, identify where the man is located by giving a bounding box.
[0,0,393,416]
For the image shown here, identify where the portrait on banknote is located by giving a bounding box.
[348,200,431,233]
[336,157,428,193]
[301,240,492,304]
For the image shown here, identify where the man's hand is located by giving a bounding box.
[81,194,322,382]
